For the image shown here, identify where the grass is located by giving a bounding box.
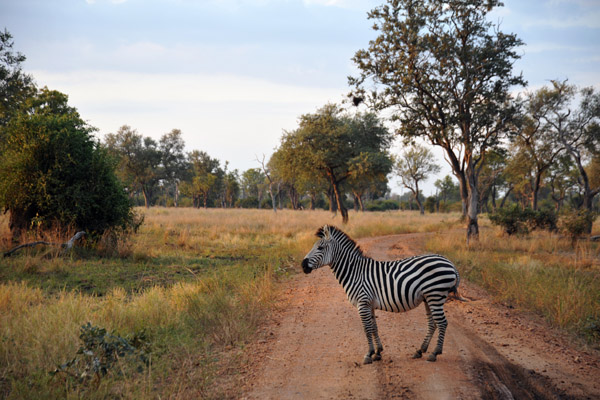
[0,207,453,399]
[425,218,600,346]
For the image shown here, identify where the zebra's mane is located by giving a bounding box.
[316,225,364,256]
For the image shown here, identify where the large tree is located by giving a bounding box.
[537,81,600,215]
[277,105,392,222]
[159,129,188,207]
[0,88,133,238]
[105,126,162,208]
[350,0,525,240]
[395,144,440,215]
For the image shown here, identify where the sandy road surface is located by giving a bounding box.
[242,233,600,399]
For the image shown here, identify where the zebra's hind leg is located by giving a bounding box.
[370,308,384,361]
[426,300,448,362]
[413,302,436,359]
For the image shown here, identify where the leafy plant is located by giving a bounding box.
[560,209,597,245]
[488,204,533,235]
[51,322,149,386]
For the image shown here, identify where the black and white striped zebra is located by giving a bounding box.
[301,225,461,364]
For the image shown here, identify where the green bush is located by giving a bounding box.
[0,89,135,238]
[365,199,400,211]
[489,205,559,236]
[424,196,436,213]
[235,197,259,208]
[489,204,532,235]
[559,209,596,244]
[51,323,149,386]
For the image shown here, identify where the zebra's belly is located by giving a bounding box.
[373,292,425,312]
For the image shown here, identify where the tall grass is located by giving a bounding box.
[1,208,449,399]
[426,225,600,345]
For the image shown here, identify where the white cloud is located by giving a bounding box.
[31,69,346,171]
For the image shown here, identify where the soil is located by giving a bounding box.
[239,233,600,399]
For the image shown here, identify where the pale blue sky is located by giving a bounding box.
[3,0,600,194]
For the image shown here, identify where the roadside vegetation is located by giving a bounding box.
[426,218,600,346]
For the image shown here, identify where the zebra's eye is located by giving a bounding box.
[317,246,324,251]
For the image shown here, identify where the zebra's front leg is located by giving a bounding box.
[413,302,436,359]
[358,303,377,364]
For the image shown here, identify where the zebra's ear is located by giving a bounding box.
[316,226,326,238]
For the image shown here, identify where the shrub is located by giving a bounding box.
[488,204,532,235]
[235,197,259,209]
[559,209,596,244]
[529,208,558,232]
[424,196,436,213]
[0,89,136,239]
[51,322,149,386]
[365,199,400,212]
[489,205,559,235]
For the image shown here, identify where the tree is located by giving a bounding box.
[241,168,266,207]
[434,175,460,205]
[0,28,35,138]
[277,105,393,222]
[537,81,600,218]
[0,88,133,238]
[509,89,566,210]
[350,0,525,240]
[105,126,162,208]
[395,144,440,215]
[159,129,188,207]
[257,155,278,212]
[181,150,222,208]
[347,112,394,211]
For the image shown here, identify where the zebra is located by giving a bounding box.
[301,225,461,364]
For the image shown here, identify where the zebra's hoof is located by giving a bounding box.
[363,356,373,364]
[412,350,423,359]
[372,353,382,361]
[426,354,437,362]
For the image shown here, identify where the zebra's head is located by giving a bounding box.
[301,225,335,274]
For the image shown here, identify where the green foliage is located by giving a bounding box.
[271,105,393,222]
[236,196,259,209]
[489,205,558,236]
[350,0,526,236]
[530,208,558,232]
[424,197,436,213]
[0,28,35,132]
[0,88,135,237]
[105,125,162,208]
[51,323,149,386]
[489,205,531,236]
[365,199,400,212]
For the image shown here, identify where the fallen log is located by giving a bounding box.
[3,231,86,258]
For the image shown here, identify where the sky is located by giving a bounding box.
[3,0,600,196]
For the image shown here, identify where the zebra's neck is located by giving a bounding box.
[329,234,369,281]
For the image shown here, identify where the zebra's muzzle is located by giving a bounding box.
[301,258,312,274]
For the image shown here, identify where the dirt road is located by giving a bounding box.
[242,233,600,399]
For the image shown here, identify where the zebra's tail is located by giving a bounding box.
[449,269,469,302]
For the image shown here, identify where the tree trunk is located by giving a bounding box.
[466,164,480,243]
[269,183,277,213]
[532,171,542,211]
[329,173,348,223]
[142,186,150,208]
